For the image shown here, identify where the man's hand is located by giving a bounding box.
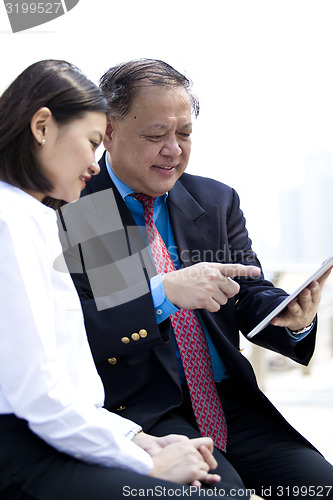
[271,268,332,331]
[162,262,261,312]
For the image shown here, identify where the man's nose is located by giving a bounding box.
[160,136,182,157]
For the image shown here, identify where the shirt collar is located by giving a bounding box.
[105,152,134,200]
[105,152,168,203]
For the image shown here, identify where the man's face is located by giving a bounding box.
[105,85,193,197]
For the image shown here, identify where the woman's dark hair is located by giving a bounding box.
[0,59,109,196]
[99,58,199,119]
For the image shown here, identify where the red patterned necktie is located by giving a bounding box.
[132,193,227,451]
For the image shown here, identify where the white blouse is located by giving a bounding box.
[0,181,153,474]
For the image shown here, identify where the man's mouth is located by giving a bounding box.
[153,165,176,170]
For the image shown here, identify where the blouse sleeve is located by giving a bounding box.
[0,207,153,473]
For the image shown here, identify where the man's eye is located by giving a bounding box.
[178,133,191,140]
[146,135,164,141]
[91,141,99,149]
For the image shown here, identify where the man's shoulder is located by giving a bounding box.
[176,172,236,202]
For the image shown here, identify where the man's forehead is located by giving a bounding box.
[132,84,191,108]
[123,85,193,130]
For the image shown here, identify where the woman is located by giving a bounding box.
[0,60,226,499]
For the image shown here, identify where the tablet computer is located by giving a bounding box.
[246,256,333,339]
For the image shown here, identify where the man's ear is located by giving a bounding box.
[103,116,116,151]
[30,107,52,145]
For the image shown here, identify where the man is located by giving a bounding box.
[60,59,333,497]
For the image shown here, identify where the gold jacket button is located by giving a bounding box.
[131,333,140,341]
[139,329,148,338]
[107,357,117,365]
[121,337,130,344]
[117,405,126,411]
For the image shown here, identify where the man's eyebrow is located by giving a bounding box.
[142,122,193,133]
[178,122,193,129]
[142,124,170,133]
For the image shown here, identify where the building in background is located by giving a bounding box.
[279,151,333,264]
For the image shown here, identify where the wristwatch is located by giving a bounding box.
[290,322,314,335]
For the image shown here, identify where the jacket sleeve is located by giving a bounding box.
[226,187,316,365]
[57,223,171,365]
[69,261,171,363]
[56,194,172,364]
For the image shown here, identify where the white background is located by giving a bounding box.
[1,0,333,267]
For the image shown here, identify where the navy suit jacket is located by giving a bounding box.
[60,153,317,449]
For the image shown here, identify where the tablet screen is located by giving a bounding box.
[246,256,333,339]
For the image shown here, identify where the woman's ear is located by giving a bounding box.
[103,116,116,151]
[30,107,52,145]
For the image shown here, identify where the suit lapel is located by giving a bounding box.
[167,180,221,267]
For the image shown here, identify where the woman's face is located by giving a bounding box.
[36,111,106,202]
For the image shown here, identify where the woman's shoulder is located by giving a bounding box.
[0,181,53,220]
[0,182,57,249]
